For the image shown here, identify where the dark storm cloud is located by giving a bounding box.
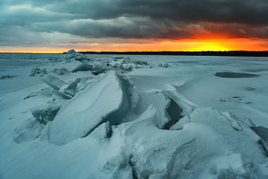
[202,23,268,39]
[1,0,268,42]
[31,18,197,39]
[46,0,268,25]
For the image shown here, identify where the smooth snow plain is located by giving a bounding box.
[0,51,268,179]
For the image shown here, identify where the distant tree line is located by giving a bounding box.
[63,51,268,57]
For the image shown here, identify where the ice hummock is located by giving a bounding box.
[64,49,90,62]
[46,71,132,145]
[102,106,266,178]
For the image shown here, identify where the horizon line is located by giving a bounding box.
[1,50,268,54]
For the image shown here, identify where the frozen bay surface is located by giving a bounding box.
[0,52,268,178]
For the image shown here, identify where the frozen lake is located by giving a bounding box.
[0,52,268,178]
[1,54,267,126]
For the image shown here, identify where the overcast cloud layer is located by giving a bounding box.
[1,0,268,48]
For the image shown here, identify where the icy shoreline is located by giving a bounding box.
[0,51,268,178]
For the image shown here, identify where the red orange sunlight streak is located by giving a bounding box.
[0,38,267,53]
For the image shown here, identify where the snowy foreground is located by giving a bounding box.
[0,50,268,179]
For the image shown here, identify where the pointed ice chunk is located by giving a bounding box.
[47,71,131,145]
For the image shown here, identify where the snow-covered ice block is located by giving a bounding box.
[90,121,112,140]
[46,71,131,145]
[163,90,197,116]
[0,75,16,79]
[73,53,89,61]
[31,100,65,124]
[41,74,67,90]
[91,61,109,75]
[67,49,76,54]
[189,108,263,161]
[75,77,95,92]
[158,62,169,68]
[65,49,89,61]
[58,78,81,98]
[108,58,124,67]
[29,67,47,76]
[130,91,170,128]
[133,60,148,66]
[170,116,190,130]
[258,139,268,157]
[72,63,94,72]
[126,89,183,128]
[52,68,70,75]
[41,74,80,99]
[251,126,268,142]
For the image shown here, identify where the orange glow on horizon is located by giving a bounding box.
[0,38,267,53]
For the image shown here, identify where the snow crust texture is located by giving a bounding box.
[0,51,268,179]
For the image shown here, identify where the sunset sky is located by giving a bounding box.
[0,0,268,53]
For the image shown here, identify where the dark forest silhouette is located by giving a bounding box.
[66,51,268,57]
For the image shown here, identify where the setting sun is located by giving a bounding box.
[190,43,228,52]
